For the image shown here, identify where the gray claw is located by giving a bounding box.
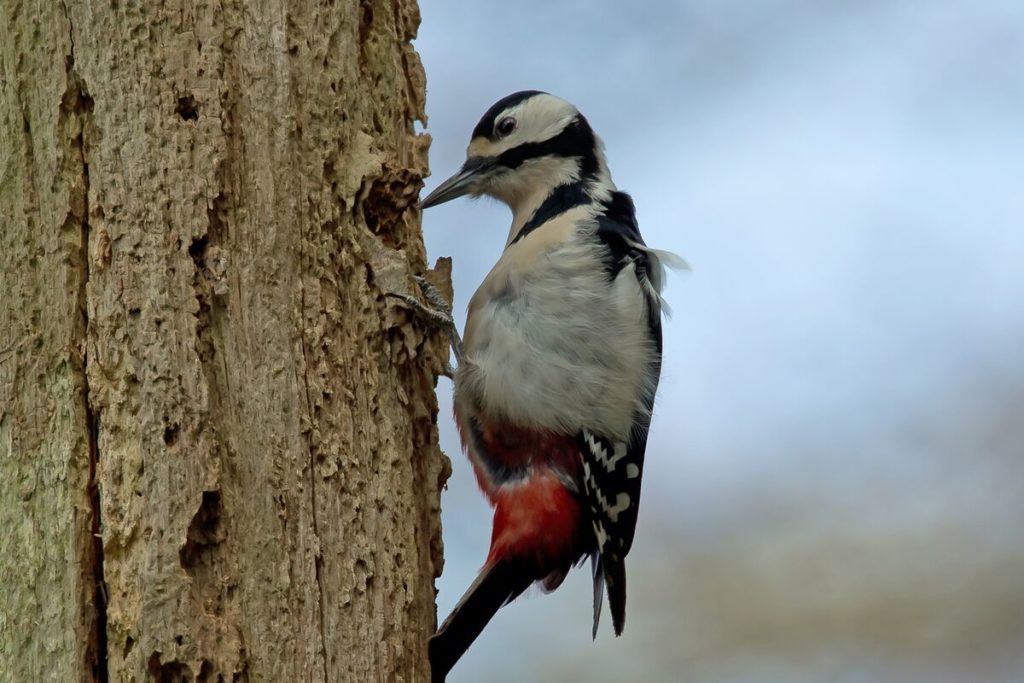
[387,277,464,368]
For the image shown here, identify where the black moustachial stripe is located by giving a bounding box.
[505,113,603,244]
[472,90,546,140]
[510,181,591,244]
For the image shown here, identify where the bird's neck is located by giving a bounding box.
[504,160,615,247]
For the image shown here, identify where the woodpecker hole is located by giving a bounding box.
[180,490,224,571]
[361,165,422,247]
[163,423,180,446]
[175,94,199,121]
[188,235,209,266]
[148,653,193,681]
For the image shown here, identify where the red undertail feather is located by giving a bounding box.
[432,416,591,681]
[487,472,583,570]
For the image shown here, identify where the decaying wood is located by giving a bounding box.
[0,1,449,680]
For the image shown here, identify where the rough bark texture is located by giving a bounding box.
[1,1,449,681]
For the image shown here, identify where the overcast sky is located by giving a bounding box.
[414,2,1024,681]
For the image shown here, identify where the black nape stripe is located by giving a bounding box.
[472,90,547,141]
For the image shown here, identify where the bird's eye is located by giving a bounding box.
[495,117,517,138]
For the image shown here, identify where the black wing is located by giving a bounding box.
[594,191,663,353]
[580,191,664,636]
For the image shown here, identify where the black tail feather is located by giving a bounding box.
[591,553,605,639]
[603,555,627,636]
[429,561,532,683]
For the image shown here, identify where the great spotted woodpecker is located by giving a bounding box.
[419,91,680,681]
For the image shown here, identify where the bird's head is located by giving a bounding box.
[422,91,611,216]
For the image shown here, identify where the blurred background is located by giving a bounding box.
[414,1,1024,681]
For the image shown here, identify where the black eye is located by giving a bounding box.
[495,116,516,138]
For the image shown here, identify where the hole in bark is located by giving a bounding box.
[180,490,224,570]
[124,635,135,657]
[148,652,193,682]
[175,95,199,121]
[188,235,209,265]
[163,423,179,446]
[361,165,422,247]
[197,660,215,682]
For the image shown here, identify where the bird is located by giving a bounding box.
[417,90,679,682]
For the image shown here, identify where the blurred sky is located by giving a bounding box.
[414,2,1024,681]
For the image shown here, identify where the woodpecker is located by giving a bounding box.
[419,91,678,682]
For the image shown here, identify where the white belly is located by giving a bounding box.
[456,235,656,440]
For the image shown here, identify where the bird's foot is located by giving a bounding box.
[387,276,463,374]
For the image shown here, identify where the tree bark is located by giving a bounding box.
[1,1,448,680]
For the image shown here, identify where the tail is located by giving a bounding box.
[591,554,605,638]
[429,561,532,683]
[592,554,627,637]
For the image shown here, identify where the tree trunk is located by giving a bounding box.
[1,1,448,680]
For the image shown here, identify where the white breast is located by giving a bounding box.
[455,213,657,440]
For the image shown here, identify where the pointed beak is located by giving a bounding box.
[421,156,495,209]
